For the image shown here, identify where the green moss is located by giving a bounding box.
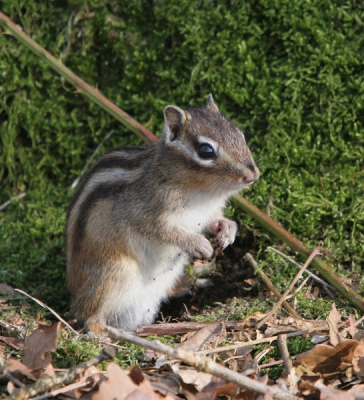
[1,0,363,371]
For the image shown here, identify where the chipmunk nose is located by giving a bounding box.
[243,162,260,185]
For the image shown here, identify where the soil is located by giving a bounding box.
[159,232,260,323]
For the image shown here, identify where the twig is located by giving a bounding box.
[294,275,311,294]
[0,320,23,334]
[14,289,79,336]
[268,247,335,291]
[106,327,299,400]
[0,337,22,351]
[0,192,26,211]
[0,12,156,144]
[196,329,311,355]
[32,381,90,400]
[277,334,293,377]
[71,129,115,189]
[256,247,321,329]
[253,346,274,367]
[5,372,26,390]
[245,253,301,319]
[232,195,364,312]
[14,348,114,400]
[137,321,257,336]
[354,314,364,328]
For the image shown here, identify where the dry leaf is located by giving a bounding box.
[326,303,343,346]
[296,339,358,377]
[92,363,143,400]
[175,325,221,352]
[177,368,213,391]
[196,376,238,399]
[352,341,364,380]
[92,363,165,400]
[349,315,364,342]
[6,358,36,382]
[23,321,61,373]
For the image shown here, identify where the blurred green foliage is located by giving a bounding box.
[0,0,363,312]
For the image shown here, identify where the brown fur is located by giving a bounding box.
[66,95,260,333]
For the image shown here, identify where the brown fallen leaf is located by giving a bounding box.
[296,339,359,378]
[92,363,174,400]
[352,341,364,380]
[91,363,146,400]
[177,368,213,392]
[195,376,239,400]
[175,325,222,352]
[326,303,343,346]
[23,321,61,376]
[6,358,36,383]
[348,315,364,342]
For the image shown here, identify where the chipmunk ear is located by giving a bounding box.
[205,94,220,113]
[163,105,190,142]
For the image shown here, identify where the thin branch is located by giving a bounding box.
[256,247,321,329]
[277,334,293,377]
[14,289,79,336]
[245,253,301,319]
[0,12,156,144]
[32,381,90,400]
[196,329,311,355]
[232,195,364,312]
[137,320,257,336]
[0,193,26,211]
[106,326,299,400]
[268,247,335,291]
[14,348,114,400]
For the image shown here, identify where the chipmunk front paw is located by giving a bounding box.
[182,235,214,259]
[211,219,237,250]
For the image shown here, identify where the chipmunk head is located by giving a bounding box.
[160,94,260,192]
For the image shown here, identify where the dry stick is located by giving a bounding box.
[232,195,364,312]
[245,253,301,319]
[106,326,298,400]
[0,12,156,144]
[268,247,335,291]
[14,348,114,400]
[256,247,321,329]
[277,334,293,377]
[0,192,26,211]
[1,11,363,313]
[14,289,79,336]
[137,320,260,336]
[196,329,312,355]
[295,275,311,294]
[31,381,90,400]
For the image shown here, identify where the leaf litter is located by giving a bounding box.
[1,247,364,399]
[1,296,364,399]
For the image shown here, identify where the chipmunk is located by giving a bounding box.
[66,95,260,334]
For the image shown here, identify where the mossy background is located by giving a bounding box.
[1,0,363,315]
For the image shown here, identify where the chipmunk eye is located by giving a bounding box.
[198,143,215,159]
